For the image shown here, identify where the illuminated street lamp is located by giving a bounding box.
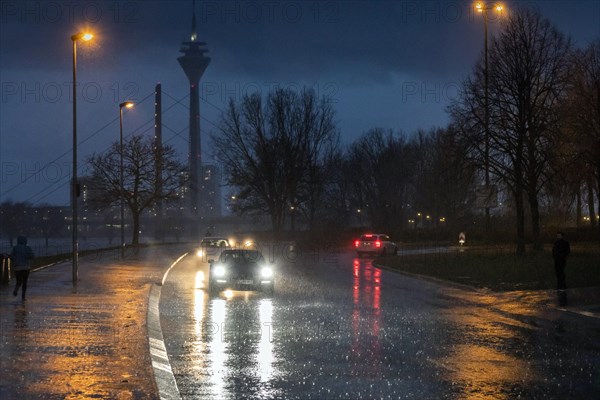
[119,101,134,259]
[474,2,504,233]
[71,31,93,285]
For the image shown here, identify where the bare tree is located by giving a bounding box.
[412,127,476,230]
[35,204,66,247]
[212,88,338,232]
[344,129,415,233]
[563,40,600,241]
[296,108,340,231]
[451,8,572,254]
[86,135,187,246]
[343,127,474,235]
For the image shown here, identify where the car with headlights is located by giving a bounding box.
[354,233,398,257]
[195,236,231,263]
[208,249,275,294]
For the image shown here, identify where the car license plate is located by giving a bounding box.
[237,279,254,285]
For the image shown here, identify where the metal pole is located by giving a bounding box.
[483,8,491,234]
[72,38,79,285]
[120,106,125,259]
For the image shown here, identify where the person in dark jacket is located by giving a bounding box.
[10,236,34,300]
[552,232,570,306]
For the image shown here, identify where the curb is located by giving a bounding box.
[147,282,181,400]
[147,253,189,400]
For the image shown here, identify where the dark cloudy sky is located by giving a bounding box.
[1,0,599,206]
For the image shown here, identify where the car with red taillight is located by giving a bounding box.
[355,233,398,257]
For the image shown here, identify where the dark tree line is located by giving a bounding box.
[562,40,600,238]
[215,8,598,252]
[451,8,599,253]
[0,201,66,247]
[340,127,475,235]
[214,94,475,235]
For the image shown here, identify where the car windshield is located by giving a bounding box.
[360,235,377,241]
[220,250,263,264]
[200,238,228,247]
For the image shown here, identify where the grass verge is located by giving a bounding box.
[379,246,600,292]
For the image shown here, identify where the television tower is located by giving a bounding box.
[178,0,210,225]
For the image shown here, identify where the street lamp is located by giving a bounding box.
[71,31,93,285]
[474,2,503,233]
[119,101,134,259]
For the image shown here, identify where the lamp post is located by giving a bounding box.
[475,2,503,233]
[119,101,134,259]
[71,31,93,285]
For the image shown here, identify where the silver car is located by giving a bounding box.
[195,236,231,262]
[354,233,398,257]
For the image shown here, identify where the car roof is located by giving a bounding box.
[221,249,261,254]
[361,233,388,237]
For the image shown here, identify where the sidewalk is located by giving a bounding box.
[0,244,186,400]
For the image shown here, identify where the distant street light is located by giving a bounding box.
[474,2,504,233]
[71,31,93,285]
[119,101,134,259]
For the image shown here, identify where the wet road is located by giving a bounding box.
[160,246,600,399]
[0,246,184,400]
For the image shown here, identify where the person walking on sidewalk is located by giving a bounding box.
[552,231,570,306]
[10,235,34,301]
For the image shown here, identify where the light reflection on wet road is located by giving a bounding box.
[160,249,600,399]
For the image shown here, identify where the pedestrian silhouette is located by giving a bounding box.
[10,236,34,301]
[552,231,570,306]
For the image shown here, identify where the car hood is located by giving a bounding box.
[223,261,260,272]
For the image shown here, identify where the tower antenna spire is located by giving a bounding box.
[191,0,197,42]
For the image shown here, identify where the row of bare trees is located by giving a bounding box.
[450,9,599,253]
[213,88,476,236]
[0,201,66,247]
[215,8,598,253]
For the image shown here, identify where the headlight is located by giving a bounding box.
[260,266,273,278]
[214,265,227,277]
[196,249,204,258]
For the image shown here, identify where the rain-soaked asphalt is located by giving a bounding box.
[160,245,600,400]
[0,245,186,399]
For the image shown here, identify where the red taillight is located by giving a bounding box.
[354,240,360,247]
[375,241,381,248]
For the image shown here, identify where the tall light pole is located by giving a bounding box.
[475,2,503,233]
[119,101,134,259]
[71,31,93,285]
